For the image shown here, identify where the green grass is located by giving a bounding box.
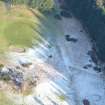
[4,21,35,47]
[58,95,66,101]
[0,2,43,54]
[0,1,60,59]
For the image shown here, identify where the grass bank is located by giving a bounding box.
[0,1,58,57]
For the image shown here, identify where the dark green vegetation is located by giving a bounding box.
[0,74,11,82]
[65,0,105,62]
[0,0,55,12]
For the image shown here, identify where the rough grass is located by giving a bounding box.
[4,21,35,47]
[0,2,42,54]
[0,91,16,105]
[0,1,61,65]
[0,1,59,54]
[58,95,66,101]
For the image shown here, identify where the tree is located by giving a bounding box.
[65,0,105,62]
[3,0,55,12]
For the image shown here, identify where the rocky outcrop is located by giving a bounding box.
[0,67,23,87]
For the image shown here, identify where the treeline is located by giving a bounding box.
[65,0,105,62]
[0,0,55,11]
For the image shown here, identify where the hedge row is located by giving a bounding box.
[65,0,105,62]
